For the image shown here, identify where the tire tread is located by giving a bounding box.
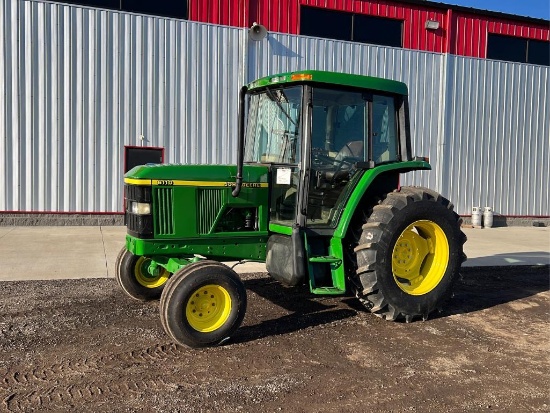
[350,186,467,321]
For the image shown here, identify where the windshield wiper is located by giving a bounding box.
[266,88,298,126]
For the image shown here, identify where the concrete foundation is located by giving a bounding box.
[460,215,549,228]
[0,213,124,226]
[0,213,547,227]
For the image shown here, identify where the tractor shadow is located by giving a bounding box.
[436,263,549,319]
[235,262,549,341]
[233,277,357,344]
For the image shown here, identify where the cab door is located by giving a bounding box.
[265,86,366,288]
[254,86,308,286]
[304,90,401,293]
[301,87,370,291]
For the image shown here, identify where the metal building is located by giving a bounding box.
[0,0,548,224]
[192,0,550,59]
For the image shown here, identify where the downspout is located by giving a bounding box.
[435,9,454,195]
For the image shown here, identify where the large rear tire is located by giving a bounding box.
[116,250,170,301]
[352,186,467,321]
[160,261,247,348]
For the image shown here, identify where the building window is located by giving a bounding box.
[50,0,188,20]
[487,34,549,66]
[299,7,352,41]
[121,0,188,20]
[528,40,550,66]
[300,6,403,48]
[63,0,119,8]
[353,14,403,48]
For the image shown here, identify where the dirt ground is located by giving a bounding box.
[1,266,548,413]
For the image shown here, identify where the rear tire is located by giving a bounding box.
[352,186,467,321]
[116,250,170,301]
[160,261,247,348]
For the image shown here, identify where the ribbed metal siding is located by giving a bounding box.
[443,56,549,216]
[248,34,444,191]
[184,0,550,59]
[0,0,244,212]
[189,0,247,28]
[1,1,549,218]
[249,33,549,216]
[190,0,449,52]
[299,0,448,52]
[453,12,550,58]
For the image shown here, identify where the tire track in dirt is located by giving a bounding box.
[3,378,170,412]
[1,342,180,391]
[1,342,183,411]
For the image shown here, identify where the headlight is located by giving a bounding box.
[131,202,151,215]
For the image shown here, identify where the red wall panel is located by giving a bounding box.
[250,0,300,34]
[189,0,247,27]
[453,12,550,57]
[277,0,448,52]
[188,0,549,59]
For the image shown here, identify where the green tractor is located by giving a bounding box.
[117,70,466,348]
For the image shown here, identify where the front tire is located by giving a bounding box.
[116,250,170,301]
[160,261,247,348]
[353,186,467,321]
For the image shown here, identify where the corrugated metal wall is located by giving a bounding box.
[189,0,550,57]
[452,11,550,57]
[1,0,549,216]
[299,0,449,52]
[190,0,450,52]
[442,55,549,216]
[0,0,245,212]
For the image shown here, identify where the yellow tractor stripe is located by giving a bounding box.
[124,178,152,185]
[124,178,268,188]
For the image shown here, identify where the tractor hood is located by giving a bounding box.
[124,163,269,186]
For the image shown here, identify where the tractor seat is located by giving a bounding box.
[334,141,364,161]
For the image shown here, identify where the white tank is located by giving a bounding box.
[484,207,494,228]
[472,206,482,227]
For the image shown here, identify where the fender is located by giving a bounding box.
[333,159,431,240]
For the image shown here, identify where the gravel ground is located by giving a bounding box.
[1,266,548,412]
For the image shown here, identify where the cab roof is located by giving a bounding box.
[247,70,408,96]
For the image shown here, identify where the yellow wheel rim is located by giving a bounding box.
[392,220,449,296]
[134,257,170,289]
[185,285,232,333]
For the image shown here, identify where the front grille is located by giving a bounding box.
[154,187,175,235]
[125,184,151,203]
[126,213,154,238]
[197,189,225,234]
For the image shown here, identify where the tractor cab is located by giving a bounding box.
[238,71,416,294]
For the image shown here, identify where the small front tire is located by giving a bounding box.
[116,250,170,301]
[160,261,247,348]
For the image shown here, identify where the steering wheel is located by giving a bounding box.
[312,151,334,168]
[326,156,360,183]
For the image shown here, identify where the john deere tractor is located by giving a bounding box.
[117,70,466,348]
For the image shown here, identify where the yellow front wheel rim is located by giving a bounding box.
[186,285,232,333]
[134,257,170,289]
[392,220,449,295]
